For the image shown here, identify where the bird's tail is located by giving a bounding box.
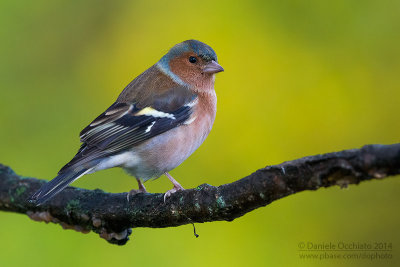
[29,167,92,206]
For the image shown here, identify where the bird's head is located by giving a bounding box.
[157,40,224,91]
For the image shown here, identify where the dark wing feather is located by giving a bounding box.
[58,94,197,174]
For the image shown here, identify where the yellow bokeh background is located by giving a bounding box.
[0,1,399,266]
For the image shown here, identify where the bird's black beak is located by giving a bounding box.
[203,60,224,74]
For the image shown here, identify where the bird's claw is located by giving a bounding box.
[163,186,184,203]
[127,187,148,202]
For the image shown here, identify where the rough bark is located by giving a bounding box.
[1,144,399,245]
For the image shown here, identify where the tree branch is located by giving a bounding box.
[1,144,399,245]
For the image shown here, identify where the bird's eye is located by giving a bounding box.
[189,56,197,63]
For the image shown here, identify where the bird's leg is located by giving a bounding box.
[137,179,148,193]
[127,178,148,201]
[163,172,185,202]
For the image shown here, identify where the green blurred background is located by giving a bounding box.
[1,0,399,266]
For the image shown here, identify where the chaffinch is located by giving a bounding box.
[30,40,223,205]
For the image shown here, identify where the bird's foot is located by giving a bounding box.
[127,184,148,202]
[163,172,185,202]
[163,184,185,203]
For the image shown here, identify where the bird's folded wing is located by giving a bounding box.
[58,96,197,174]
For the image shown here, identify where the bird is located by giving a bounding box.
[29,39,224,205]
